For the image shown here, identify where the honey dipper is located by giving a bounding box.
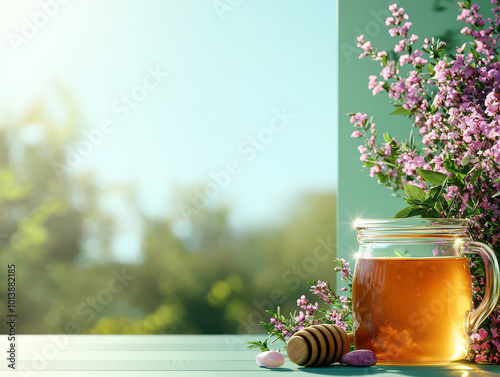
[286,323,371,367]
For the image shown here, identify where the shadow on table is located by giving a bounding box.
[296,361,497,377]
[259,367,296,372]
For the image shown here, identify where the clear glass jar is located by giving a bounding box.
[352,218,499,364]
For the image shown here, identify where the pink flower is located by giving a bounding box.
[399,54,411,65]
[479,328,489,341]
[480,342,491,350]
[394,39,406,53]
[351,131,363,138]
[370,165,381,177]
[358,41,372,51]
[368,75,378,89]
[349,112,367,125]
[381,61,396,80]
[491,328,499,338]
[368,75,385,95]
[475,353,489,363]
[485,92,500,116]
[471,333,481,342]
[297,295,308,308]
[444,185,459,201]
[375,51,388,61]
[372,84,384,95]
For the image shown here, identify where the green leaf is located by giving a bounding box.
[474,268,485,276]
[409,129,415,151]
[428,180,448,207]
[363,158,378,168]
[443,157,458,173]
[377,172,388,183]
[245,341,270,352]
[390,106,413,116]
[245,341,262,349]
[394,205,425,218]
[404,184,426,202]
[383,132,392,143]
[381,55,388,67]
[427,63,435,76]
[363,161,376,168]
[472,169,482,181]
[417,168,448,186]
[461,155,471,166]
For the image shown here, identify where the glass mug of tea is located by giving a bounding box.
[352,218,500,363]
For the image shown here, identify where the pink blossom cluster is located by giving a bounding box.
[260,259,353,345]
[469,311,500,364]
[350,1,500,223]
[333,258,353,282]
[269,316,293,338]
[350,1,500,364]
[293,294,319,330]
[288,279,351,333]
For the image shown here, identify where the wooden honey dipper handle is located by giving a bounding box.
[286,324,354,367]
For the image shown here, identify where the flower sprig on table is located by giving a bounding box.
[349,1,500,364]
[246,258,353,352]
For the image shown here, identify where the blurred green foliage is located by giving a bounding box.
[0,92,336,334]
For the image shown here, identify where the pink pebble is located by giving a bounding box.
[341,350,377,367]
[256,351,285,368]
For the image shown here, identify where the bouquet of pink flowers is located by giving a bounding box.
[349,1,500,364]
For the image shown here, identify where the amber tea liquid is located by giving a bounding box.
[352,257,472,363]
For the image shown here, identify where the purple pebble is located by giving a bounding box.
[341,350,377,367]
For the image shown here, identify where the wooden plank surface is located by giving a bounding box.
[1,335,499,376]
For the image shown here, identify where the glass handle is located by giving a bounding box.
[463,241,500,335]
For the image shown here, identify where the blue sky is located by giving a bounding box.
[1,0,338,259]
